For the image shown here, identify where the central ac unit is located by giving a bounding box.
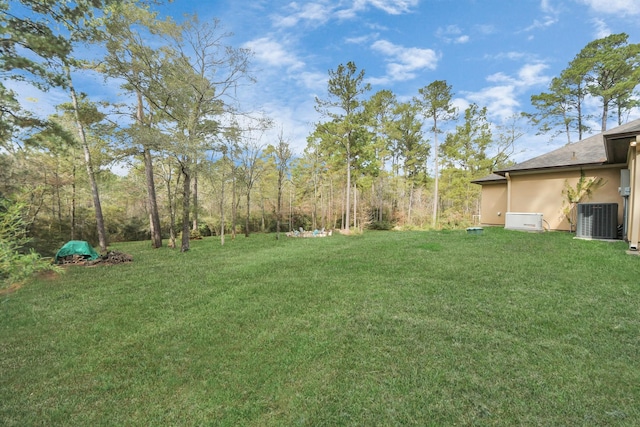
[576,203,618,239]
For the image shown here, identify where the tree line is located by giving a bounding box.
[1,1,639,278]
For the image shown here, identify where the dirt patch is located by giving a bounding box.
[37,269,61,281]
[0,282,23,296]
[1,269,63,296]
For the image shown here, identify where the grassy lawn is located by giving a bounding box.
[2,228,639,426]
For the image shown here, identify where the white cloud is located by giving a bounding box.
[466,85,520,121]
[3,80,65,119]
[452,97,471,116]
[485,51,537,62]
[486,63,548,87]
[272,0,419,27]
[271,0,420,25]
[345,34,378,45]
[438,25,458,35]
[590,18,611,38]
[242,37,305,71]
[474,24,496,35]
[575,0,640,15]
[486,72,514,85]
[337,0,419,19]
[521,1,561,33]
[297,71,328,91]
[540,0,560,14]
[517,63,550,87]
[271,2,333,28]
[436,25,471,44]
[364,0,420,14]
[370,40,440,83]
[463,63,550,120]
[523,15,558,32]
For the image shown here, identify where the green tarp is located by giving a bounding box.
[55,240,99,263]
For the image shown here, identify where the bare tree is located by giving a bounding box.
[238,123,270,237]
[157,18,253,252]
[267,129,293,239]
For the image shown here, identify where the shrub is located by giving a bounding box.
[0,198,61,290]
[367,220,394,231]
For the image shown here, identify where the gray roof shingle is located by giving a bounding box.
[494,118,640,175]
[471,173,507,184]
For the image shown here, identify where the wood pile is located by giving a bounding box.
[58,255,91,265]
[58,251,133,266]
[89,251,133,265]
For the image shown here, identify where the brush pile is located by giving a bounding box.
[58,251,133,266]
[57,255,91,265]
[89,251,133,265]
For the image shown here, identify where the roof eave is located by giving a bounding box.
[493,161,611,176]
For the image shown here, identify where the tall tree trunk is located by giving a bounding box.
[601,101,609,131]
[353,182,357,229]
[137,91,162,249]
[617,102,623,126]
[577,86,584,140]
[71,162,76,240]
[431,127,439,229]
[68,74,107,251]
[341,185,346,229]
[320,187,326,229]
[192,169,199,232]
[345,147,351,231]
[54,163,61,227]
[260,195,265,232]
[219,156,226,246]
[312,164,318,230]
[408,181,414,225]
[165,168,178,249]
[180,161,191,252]
[312,181,318,231]
[289,185,293,232]
[276,173,283,240]
[330,178,336,229]
[231,173,237,240]
[143,147,162,248]
[245,190,251,237]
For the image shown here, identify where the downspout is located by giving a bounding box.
[505,172,512,213]
[629,139,639,250]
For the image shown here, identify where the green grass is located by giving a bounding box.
[2,228,639,426]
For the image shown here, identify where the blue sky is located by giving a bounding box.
[11,0,640,162]
[156,0,640,160]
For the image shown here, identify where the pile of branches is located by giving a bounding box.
[58,255,92,265]
[89,251,133,266]
[58,251,133,266]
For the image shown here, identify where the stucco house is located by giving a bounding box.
[473,118,640,251]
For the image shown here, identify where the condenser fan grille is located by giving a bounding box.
[576,203,618,239]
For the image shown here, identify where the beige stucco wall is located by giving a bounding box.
[478,166,624,231]
[478,182,507,225]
